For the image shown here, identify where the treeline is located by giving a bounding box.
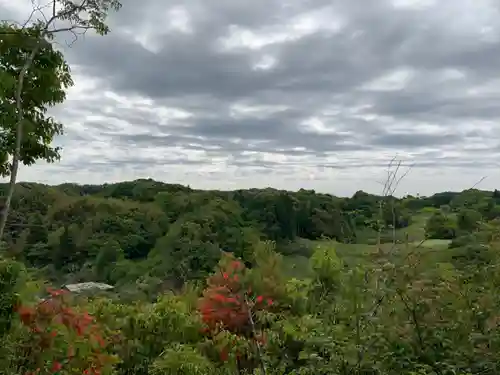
[1,179,500,291]
[424,189,500,239]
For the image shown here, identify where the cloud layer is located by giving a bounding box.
[2,0,500,196]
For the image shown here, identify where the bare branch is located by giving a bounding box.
[244,294,267,375]
[22,7,39,29]
[471,176,487,190]
[374,156,413,250]
[353,156,414,368]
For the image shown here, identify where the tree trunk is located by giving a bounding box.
[0,42,41,242]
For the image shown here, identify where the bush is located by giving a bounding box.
[0,258,26,336]
[425,212,457,239]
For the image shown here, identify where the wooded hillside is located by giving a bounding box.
[2,179,500,374]
[1,179,499,294]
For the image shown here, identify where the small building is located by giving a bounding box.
[63,282,114,293]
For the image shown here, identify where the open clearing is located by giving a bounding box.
[284,213,454,274]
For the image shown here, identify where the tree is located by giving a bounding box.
[95,239,124,281]
[0,0,122,242]
[457,208,482,233]
[198,253,273,373]
[0,23,70,176]
[425,212,457,239]
[8,288,118,375]
[53,224,78,269]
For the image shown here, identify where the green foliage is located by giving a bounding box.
[4,223,500,373]
[2,180,500,293]
[309,244,342,290]
[425,211,457,239]
[4,180,500,373]
[457,208,482,232]
[0,22,72,176]
[0,258,26,336]
[149,344,215,375]
[55,0,122,36]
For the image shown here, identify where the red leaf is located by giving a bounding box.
[51,361,62,372]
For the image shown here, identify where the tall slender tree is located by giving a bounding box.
[0,0,122,242]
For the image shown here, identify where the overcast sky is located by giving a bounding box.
[2,0,500,196]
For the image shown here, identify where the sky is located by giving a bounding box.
[2,0,500,197]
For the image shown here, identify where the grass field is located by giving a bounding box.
[415,239,451,248]
[282,212,454,275]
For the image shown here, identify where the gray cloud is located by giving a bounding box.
[2,0,500,195]
[369,132,462,148]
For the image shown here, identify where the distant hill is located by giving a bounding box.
[0,179,499,292]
